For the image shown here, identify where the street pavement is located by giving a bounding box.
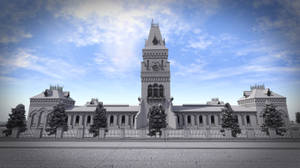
[0,140,300,168]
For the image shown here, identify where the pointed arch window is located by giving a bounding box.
[159,85,164,97]
[30,113,36,128]
[148,85,153,97]
[75,115,80,125]
[246,115,251,125]
[211,115,215,125]
[110,115,114,124]
[87,116,91,124]
[199,115,203,124]
[187,115,191,124]
[121,115,126,125]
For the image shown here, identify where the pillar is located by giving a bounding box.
[83,115,87,128]
[79,114,83,127]
[73,114,76,126]
[125,115,129,127]
[67,114,72,127]
[184,115,188,128]
[114,114,117,127]
[206,114,209,126]
[90,115,94,125]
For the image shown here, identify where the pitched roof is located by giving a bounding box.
[239,88,285,101]
[145,21,166,49]
[31,88,75,101]
[66,105,139,112]
[173,104,256,112]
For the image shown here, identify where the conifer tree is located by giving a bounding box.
[148,104,167,136]
[261,103,286,135]
[296,112,300,124]
[220,103,241,137]
[89,102,107,137]
[3,104,26,136]
[45,103,68,135]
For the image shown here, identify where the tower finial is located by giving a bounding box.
[151,18,154,25]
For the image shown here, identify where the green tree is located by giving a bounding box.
[220,103,241,137]
[261,103,286,136]
[45,103,68,135]
[89,102,107,137]
[296,112,300,124]
[148,104,167,136]
[3,104,26,136]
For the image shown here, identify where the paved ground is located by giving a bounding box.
[0,140,300,168]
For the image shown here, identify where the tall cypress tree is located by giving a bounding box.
[89,102,107,137]
[3,104,26,136]
[45,103,68,135]
[220,103,241,137]
[148,104,167,136]
[296,112,300,124]
[261,103,286,135]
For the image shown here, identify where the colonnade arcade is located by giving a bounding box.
[176,113,256,129]
[66,112,136,129]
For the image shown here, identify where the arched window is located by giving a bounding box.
[211,115,215,124]
[110,115,114,124]
[87,116,91,124]
[246,115,250,125]
[159,85,164,97]
[30,113,36,127]
[148,85,152,97]
[177,115,180,124]
[121,115,125,124]
[199,115,203,124]
[153,84,159,97]
[234,115,238,123]
[187,115,191,124]
[38,112,44,126]
[75,115,80,124]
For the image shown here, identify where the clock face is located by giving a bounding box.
[152,64,159,71]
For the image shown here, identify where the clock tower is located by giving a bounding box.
[135,21,177,129]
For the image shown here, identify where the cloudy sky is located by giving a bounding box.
[0,0,300,121]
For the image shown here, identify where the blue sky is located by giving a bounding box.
[0,0,300,121]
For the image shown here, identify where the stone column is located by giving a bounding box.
[131,114,134,128]
[238,114,243,126]
[79,114,83,127]
[67,114,72,127]
[206,114,209,126]
[125,115,129,127]
[83,115,87,128]
[114,114,117,127]
[193,114,197,127]
[90,115,94,125]
[218,114,221,126]
[195,114,199,128]
[73,114,77,127]
[241,114,245,126]
[191,115,195,126]
[184,115,188,129]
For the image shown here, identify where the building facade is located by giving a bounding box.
[27,22,290,131]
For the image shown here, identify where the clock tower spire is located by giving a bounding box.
[135,21,177,129]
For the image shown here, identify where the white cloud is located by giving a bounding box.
[0,26,32,43]
[252,0,300,43]
[46,0,222,75]
[0,49,86,80]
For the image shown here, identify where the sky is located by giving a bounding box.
[0,0,300,122]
